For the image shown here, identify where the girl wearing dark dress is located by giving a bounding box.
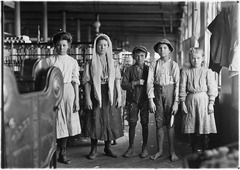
[82,34,123,159]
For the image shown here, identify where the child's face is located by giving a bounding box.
[156,44,171,59]
[55,40,69,55]
[190,52,203,68]
[96,39,108,56]
[134,51,146,65]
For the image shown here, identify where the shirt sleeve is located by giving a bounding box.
[173,62,180,102]
[147,61,156,99]
[179,69,187,102]
[121,66,133,91]
[45,56,54,67]
[207,69,218,104]
[72,59,80,85]
[82,60,92,85]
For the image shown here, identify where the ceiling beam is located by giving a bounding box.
[3,1,183,44]
[17,2,182,14]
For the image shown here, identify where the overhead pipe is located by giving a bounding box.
[161,14,166,37]
[43,2,48,42]
[76,19,81,42]
[170,2,173,33]
[14,2,21,36]
[87,25,91,42]
[62,11,66,32]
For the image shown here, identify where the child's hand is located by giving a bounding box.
[116,97,122,108]
[73,101,80,113]
[85,97,93,110]
[132,79,145,86]
[149,99,156,113]
[139,79,145,85]
[208,103,214,114]
[171,102,179,115]
[181,102,188,114]
[73,97,80,112]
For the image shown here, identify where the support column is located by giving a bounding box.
[187,2,192,38]
[192,2,195,36]
[87,26,91,42]
[14,2,21,36]
[25,27,29,36]
[43,2,48,42]
[170,2,173,33]
[113,39,118,49]
[62,11,66,32]
[7,23,13,34]
[76,19,81,42]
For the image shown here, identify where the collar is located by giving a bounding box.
[134,63,144,69]
[159,58,171,63]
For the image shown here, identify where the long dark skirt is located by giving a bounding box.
[84,84,124,141]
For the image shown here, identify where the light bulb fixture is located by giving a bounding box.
[93,14,101,34]
[125,37,129,45]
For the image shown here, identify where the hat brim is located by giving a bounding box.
[153,42,174,53]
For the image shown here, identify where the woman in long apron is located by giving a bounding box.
[46,32,81,164]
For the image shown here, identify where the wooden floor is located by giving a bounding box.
[57,113,192,168]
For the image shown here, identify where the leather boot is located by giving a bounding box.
[88,138,98,159]
[140,123,148,158]
[140,146,148,158]
[123,145,134,158]
[104,140,119,158]
[202,134,209,151]
[58,138,70,164]
[194,134,203,154]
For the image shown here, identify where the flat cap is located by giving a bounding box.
[132,45,148,54]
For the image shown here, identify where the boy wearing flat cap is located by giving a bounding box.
[147,39,179,161]
[122,45,149,158]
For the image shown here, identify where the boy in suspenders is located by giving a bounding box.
[147,39,179,162]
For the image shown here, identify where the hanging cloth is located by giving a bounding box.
[207,8,231,73]
[228,4,239,77]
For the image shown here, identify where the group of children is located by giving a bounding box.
[47,31,218,165]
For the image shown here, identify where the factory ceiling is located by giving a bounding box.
[3,1,184,46]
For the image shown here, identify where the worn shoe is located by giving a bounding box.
[88,148,97,159]
[140,147,148,158]
[104,148,119,158]
[58,155,70,164]
[123,147,133,158]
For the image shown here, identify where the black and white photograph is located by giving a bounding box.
[1,0,239,168]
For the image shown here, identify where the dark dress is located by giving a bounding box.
[84,82,124,141]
